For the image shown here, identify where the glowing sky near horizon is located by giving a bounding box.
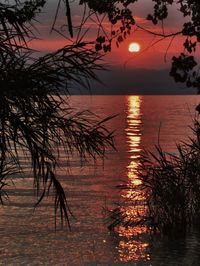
[31,0,193,70]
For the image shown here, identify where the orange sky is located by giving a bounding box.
[29,1,199,94]
[30,0,191,70]
[30,27,185,68]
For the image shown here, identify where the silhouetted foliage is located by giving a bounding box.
[68,0,200,92]
[0,1,116,227]
[108,119,200,235]
[1,0,200,228]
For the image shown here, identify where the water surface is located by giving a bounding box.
[0,95,199,265]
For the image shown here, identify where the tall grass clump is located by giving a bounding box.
[109,118,200,235]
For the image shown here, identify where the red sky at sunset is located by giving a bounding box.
[32,0,186,67]
[30,0,198,94]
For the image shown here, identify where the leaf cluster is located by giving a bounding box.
[77,0,136,52]
[144,0,200,91]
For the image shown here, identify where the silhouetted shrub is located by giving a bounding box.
[109,118,200,235]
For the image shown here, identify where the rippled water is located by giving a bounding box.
[0,95,200,265]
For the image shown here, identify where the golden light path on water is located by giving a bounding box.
[116,96,150,263]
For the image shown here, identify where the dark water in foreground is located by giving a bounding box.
[0,95,200,265]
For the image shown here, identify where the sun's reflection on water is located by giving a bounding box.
[126,96,142,186]
[116,96,150,263]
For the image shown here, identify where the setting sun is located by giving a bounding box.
[128,42,141,53]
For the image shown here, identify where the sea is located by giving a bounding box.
[0,95,200,265]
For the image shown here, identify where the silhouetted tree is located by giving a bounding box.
[1,0,200,227]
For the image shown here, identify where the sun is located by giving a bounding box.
[128,42,141,53]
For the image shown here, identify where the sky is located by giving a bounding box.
[31,0,198,95]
